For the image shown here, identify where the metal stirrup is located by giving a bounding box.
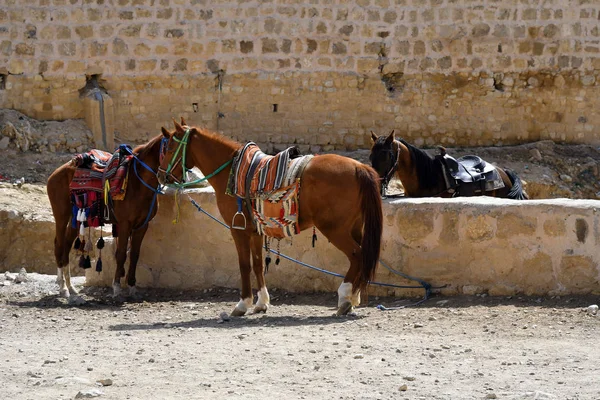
[231,197,247,230]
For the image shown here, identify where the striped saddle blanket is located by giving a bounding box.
[227,142,313,238]
[69,147,133,200]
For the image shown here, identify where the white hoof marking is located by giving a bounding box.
[337,282,353,308]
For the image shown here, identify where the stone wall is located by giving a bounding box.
[1,0,600,148]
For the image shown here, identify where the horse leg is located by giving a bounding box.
[112,224,131,297]
[250,235,269,314]
[125,225,149,298]
[230,230,253,317]
[54,219,78,298]
[319,225,363,316]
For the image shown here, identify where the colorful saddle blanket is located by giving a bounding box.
[227,142,313,238]
[69,147,133,228]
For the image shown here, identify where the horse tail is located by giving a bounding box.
[354,164,383,294]
[505,168,528,200]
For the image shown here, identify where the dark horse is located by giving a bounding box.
[370,131,528,199]
[47,135,164,301]
[157,120,383,316]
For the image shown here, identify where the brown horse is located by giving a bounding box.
[157,121,383,316]
[370,131,528,199]
[47,134,165,302]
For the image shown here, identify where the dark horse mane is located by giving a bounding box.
[397,138,445,192]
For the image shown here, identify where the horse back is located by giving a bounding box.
[297,154,375,228]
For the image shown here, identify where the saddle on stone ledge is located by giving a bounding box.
[436,147,505,196]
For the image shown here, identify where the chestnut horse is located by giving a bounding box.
[157,121,383,316]
[370,131,528,199]
[47,134,165,302]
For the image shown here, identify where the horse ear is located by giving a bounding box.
[180,116,187,126]
[370,131,378,143]
[161,127,170,138]
[384,130,395,145]
[173,119,184,133]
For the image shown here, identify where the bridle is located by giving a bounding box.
[157,127,232,189]
[157,127,191,185]
[379,140,400,197]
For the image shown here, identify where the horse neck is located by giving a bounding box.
[129,136,161,194]
[395,140,445,197]
[188,129,238,192]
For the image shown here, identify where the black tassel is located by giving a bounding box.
[79,239,86,253]
[312,227,317,248]
[83,255,92,269]
[96,237,105,250]
[78,255,85,269]
[112,224,118,238]
[96,257,103,272]
[275,256,280,265]
[73,237,81,250]
[265,255,271,273]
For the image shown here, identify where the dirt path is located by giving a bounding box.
[1,273,598,400]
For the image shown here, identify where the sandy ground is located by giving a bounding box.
[1,272,599,400]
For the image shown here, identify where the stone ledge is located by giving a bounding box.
[87,189,600,297]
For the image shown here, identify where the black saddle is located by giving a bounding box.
[436,147,505,196]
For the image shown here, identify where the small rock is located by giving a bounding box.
[559,174,572,183]
[96,379,113,386]
[0,136,10,150]
[148,358,155,363]
[219,311,230,322]
[399,384,408,391]
[353,354,364,359]
[75,388,103,398]
[87,367,93,371]
[587,304,598,315]
[413,323,424,328]
[14,267,28,283]
[529,148,542,161]
[403,376,416,381]
[486,394,497,399]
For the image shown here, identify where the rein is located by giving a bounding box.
[118,142,166,230]
[380,142,401,197]
[159,128,232,189]
[184,193,442,309]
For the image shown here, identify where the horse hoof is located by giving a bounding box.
[68,295,86,306]
[127,286,138,298]
[336,301,353,316]
[59,288,69,298]
[230,308,247,317]
[253,304,269,314]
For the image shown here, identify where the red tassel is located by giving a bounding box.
[280,207,284,219]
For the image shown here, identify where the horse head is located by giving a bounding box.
[369,130,399,195]
[157,119,190,186]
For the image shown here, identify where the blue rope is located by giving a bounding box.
[185,194,434,306]
[128,146,163,231]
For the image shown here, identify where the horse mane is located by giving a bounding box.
[133,134,163,158]
[398,138,444,192]
[193,127,242,151]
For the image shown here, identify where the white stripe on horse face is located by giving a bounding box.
[337,282,353,307]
